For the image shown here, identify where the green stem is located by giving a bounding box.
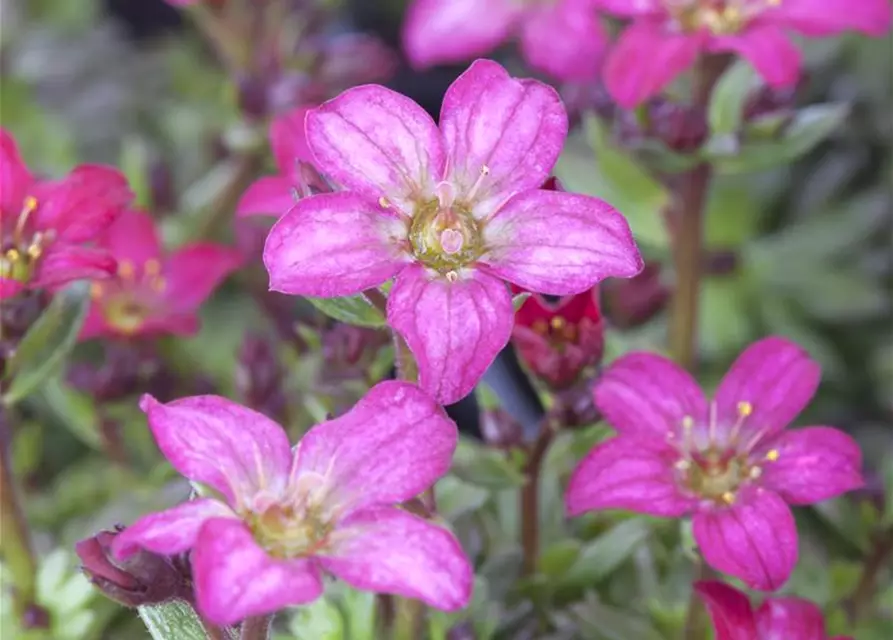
[239,614,272,640]
[392,597,426,640]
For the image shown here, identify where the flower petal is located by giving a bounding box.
[709,25,801,89]
[235,177,297,218]
[694,581,758,640]
[31,244,117,289]
[305,85,445,209]
[596,0,663,17]
[440,59,568,215]
[755,597,826,640]
[162,243,242,312]
[78,305,112,342]
[714,336,821,444]
[264,192,409,297]
[112,499,235,560]
[0,278,25,300]
[99,210,162,265]
[293,380,457,514]
[565,436,696,517]
[387,264,513,404]
[519,0,608,82]
[756,427,863,505]
[770,0,891,37]
[0,128,33,213]
[593,351,708,438]
[192,518,323,626]
[603,21,702,108]
[139,394,293,506]
[319,506,472,611]
[480,189,643,294]
[270,106,314,174]
[693,488,797,591]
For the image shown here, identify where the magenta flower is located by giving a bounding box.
[0,128,133,299]
[696,580,852,640]
[403,0,607,82]
[81,211,242,340]
[596,0,892,107]
[263,59,643,404]
[566,336,864,591]
[111,381,472,625]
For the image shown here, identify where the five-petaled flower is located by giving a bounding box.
[263,59,643,405]
[0,128,133,300]
[111,381,473,625]
[696,580,853,640]
[596,0,892,107]
[81,211,242,340]
[566,336,863,591]
[403,0,607,82]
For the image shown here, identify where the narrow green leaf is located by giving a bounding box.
[451,438,526,489]
[37,377,102,449]
[120,137,151,208]
[138,601,236,640]
[305,294,386,328]
[565,593,664,640]
[559,518,651,589]
[708,59,762,136]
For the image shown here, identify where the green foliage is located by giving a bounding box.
[305,294,387,328]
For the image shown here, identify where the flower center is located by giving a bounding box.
[248,502,332,559]
[91,259,167,334]
[532,316,579,352]
[408,200,483,276]
[0,196,53,285]
[665,0,782,35]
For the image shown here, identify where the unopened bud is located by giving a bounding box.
[602,262,669,329]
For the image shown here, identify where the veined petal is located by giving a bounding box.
[693,488,797,591]
[271,106,314,175]
[480,189,643,295]
[694,581,758,640]
[440,59,568,216]
[319,506,472,611]
[139,394,293,506]
[0,128,33,213]
[293,380,457,515]
[163,243,242,312]
[519,0,608,82]
[565,436,696,517]
[769,0,891,37]
[264,192,410,297]
[756,427,863,505]
[192,518,324,626]
[305,86,445,209]
[235,177,297,218]
[709,25,801,89]
[755,597,827,640]
[387,264,513,405]
[99,210,162,265]
[31,244,117,289]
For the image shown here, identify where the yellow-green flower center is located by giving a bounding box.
[408,200,484,275]
[668,0,782,35]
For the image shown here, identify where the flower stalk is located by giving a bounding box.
[239,614,272,640]
[521,420,556,576]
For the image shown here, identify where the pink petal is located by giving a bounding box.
[480,189,643,295]
[293,380,457,514]
[31,244,117,289]
[305,85,445,210]
[439,59,568,216]
[264,192,410,297]
[694,581,758,640]
[693,488,797,591]
[770,0,891,37]
[714,337,821,444]
[755,597,826,640]
[0,278,25,300]
[78,305,112,341]
[519,0,608,82]
[270,106,314,174]
[99,210,162,265]
[756,427,863,505]
[595,0,663,17]
[235,176,297,217]
[387,264,513,405]
[139,394,293,506]
[565,436,697,517]
[603,21,702,108]
[192,518,323,626]
[709,25,801,89]
[112,499,235,560]
[594,351,708,438]
[402,0,520,69]
[0,128,34,213]
[319,506,472,611]
[138,313,201,338]
[162,243,242,312]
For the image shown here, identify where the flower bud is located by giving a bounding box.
[602,262,668,329]
[236,332,287,422]
[648,100,708,153]
[480,408,524,448]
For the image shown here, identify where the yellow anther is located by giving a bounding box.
[378,196,390,208]
[675,460,691,471]
[750,466,763,479]
[5,248,21,262]
[532,319,549,336]
[721,491,736,505]
[22,196,38,212]
[550,316,566,331]
[765,449,780,462]
[681,416,694,430]
[90,283,104,299]
[737,401,753,417]
[26,244,42,259]
[144,259,161,276]
[117,260,135,278]
[445,270,458,283]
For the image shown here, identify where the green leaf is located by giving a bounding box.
[288,595,345,640]
[559,518,651,590]
[451,438,526,489]
[119,137,151,208]
[539,539,581,578]
[436,475,490,521]
[563,593,663,640]
[512,292,531,311]
[305,294,386,328]
[138,601,236,640]
[708,59,762,136]
[36,377,102,449]
[2,281,91,406]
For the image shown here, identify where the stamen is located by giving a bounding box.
[144,259,161,276]
[727,399,752,445]
[708,401,718,447]
[550,316,566,331]
[117,260,135,279]
[532,319,549,336]
[721,491,736,505]
[765,449,780,462]
[465,165,490,202]
[749,466,762,479]
[14,196,38,245]
[379,196,390,208]
[445,270,458,283]
[151,276,167,292]
[675,459,691,471]
[681,415,695,453]
[90,283,104,299]
[5,248,21,262]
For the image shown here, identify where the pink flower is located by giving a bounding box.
[566,336,864,591]
[403,0,608,82]
[696,580,853,640]
[111,381,472,625]
[263,59,643,404]
[0,128,133,300]
[596,0,892,107]
[81,211,242,340]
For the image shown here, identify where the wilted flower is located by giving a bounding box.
[566,337,863,590]
[403,0,607,82]
[264,59,643,404]
[0,129,132,299]
[596,0,892,107]
[81,211,242,340]
[111,381,472,625]
[696,580,853,640]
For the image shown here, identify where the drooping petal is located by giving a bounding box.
[192,518,324,626]
[235,177,297,217]
[264,192,410,297]
[402,0,521,70]
[755,597,827,640]
[709,25,801,89]
[139,394,293,506]
[387,264,513,405]
[565,436,697,517]
[603,21,702,108]
[319,506,472,611]
[99,210,162,265]
[270,106,314,175]
[293,380,457,515]
[31,244,117,289]
[694,581,758,640]
[593,352,708,439]
[480,189,643,295]
[305,86,445,209]
[162,243,242,312]
[693,488,797,592]
[714,337,821,444]
[440,59,568,216]
[756,427,863,505]
[769,0,892,37]
[112,499,235,560]
[0,128,33,213]
[519,0,608,82]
